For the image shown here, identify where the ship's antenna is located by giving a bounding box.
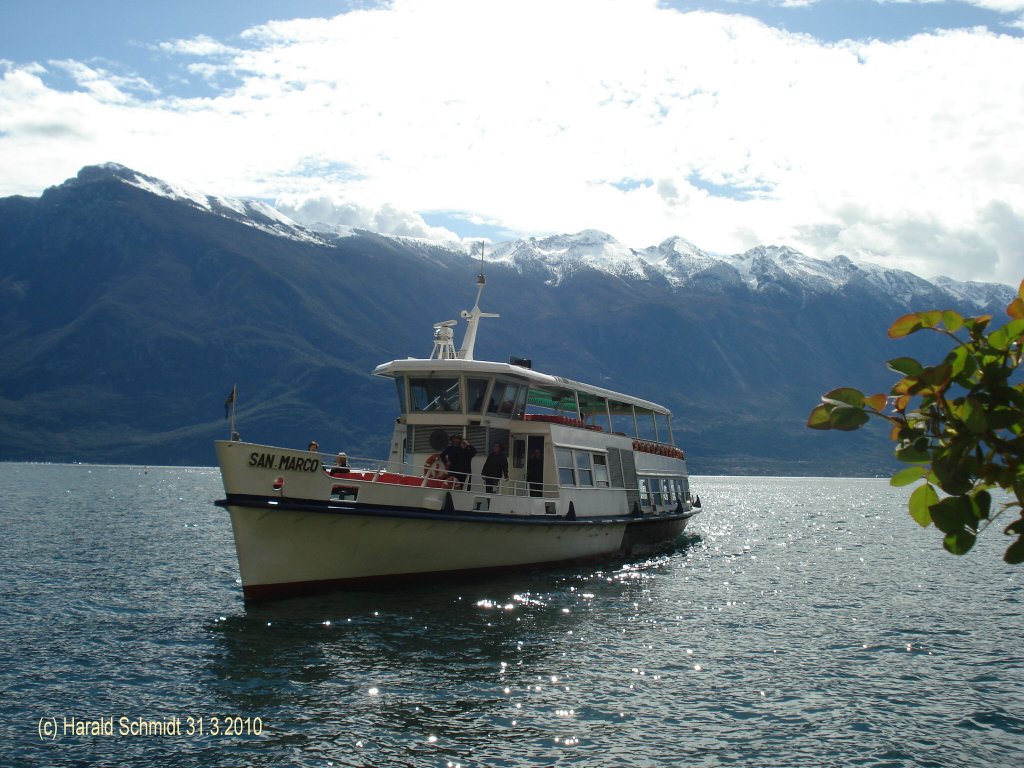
[458,241,499,361]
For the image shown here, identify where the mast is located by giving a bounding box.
[457,241,498,361]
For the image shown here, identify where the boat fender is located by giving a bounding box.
[441,491,455,515]
[423,453,447,479]
[566,501,576,520]
[272,476,284,492]
[631,501,643,518]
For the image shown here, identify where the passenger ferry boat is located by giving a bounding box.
[215,267,701,600]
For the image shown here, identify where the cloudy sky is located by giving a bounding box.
[2,0,1023,283]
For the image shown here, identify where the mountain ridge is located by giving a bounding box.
[54,163,1013,306]
[1,164,1012,474]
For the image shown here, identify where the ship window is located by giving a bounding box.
[467,378,491,413]
[331,485,358,501]
[410,377,461,412]
[556,448,576,486]
[594,454,609,487]
[635,407,658,441]
[394,376,408,414]
[512,438,526,469]
[576,452,593,486]
[654,412,671,443]
[526,385,578,418]
[489,381,524,417]
[664,478,675,504]
[608,399,635,436]
[639,477,650,508]
[650,478,663,506]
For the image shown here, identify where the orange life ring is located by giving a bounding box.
[423,453,447,479]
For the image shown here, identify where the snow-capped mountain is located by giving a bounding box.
[479,231,1013,310]
[50,164,1016,311]
[49,165,1015,313]
[63,164,331,246]
[487,230,657,284]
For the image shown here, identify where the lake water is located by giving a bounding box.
[1,464,1022,767]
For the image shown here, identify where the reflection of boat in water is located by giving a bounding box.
[215,264,702,601]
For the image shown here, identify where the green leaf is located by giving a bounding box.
[942,310,964,332]
[943,529,977,556]
[889,313,924,339]
[952,397,988,435]
[930,496,974,535]
[945,345,971,380]
[917,363,953,388]
[828,405,870,431]
[864,393,888,412]
[895,437,931,463]
[989,326,1012,351]
[908,483,938,527]
[822,388,865,407]
[807,404,833,430]
[1005,537,1024,565]
[974,490,991,521]
[1007,297,1024,320]
[891,466,927,487]
[887,357,924,376]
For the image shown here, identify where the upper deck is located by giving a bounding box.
[373,356,677,446]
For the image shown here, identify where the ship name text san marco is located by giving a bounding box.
[215,263,702,601]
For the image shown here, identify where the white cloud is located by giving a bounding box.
[156,34,239,57]
[1,0,1023,283]
[276,193,462,241]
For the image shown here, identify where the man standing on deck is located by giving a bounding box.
[482,442,509,494]
[450,438,476,490]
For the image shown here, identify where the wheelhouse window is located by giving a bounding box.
[394,376,408,414]
[489,381,526,417]
[409,377,461,412]
[467,378,491,414]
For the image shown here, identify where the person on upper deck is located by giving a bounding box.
[482,442,509,494]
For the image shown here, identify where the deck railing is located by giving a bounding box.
[317,453,561,498]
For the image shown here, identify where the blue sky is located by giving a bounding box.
[2,0,1023,282]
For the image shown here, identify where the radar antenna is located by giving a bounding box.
[430,319,459,360]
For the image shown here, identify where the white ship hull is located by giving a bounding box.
[216,440,695,600]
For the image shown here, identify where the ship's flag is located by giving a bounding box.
[224,385,236,419]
